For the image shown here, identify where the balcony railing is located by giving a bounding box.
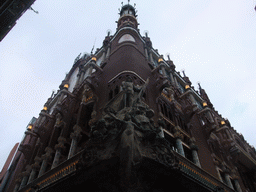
[20,148,236,192]
[173,151,236,192]
[20,152,81,192]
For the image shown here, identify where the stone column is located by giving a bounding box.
[174,127,185,157]
[38,147,53,177]
[68,124,82,159]
[189,138,201,167]
[51,137,66,169]
[28,156,41,183]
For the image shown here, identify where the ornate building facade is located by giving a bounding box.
[1,3,256,192]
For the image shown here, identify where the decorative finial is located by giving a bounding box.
[51,90,56,98]
[91,38,97,54]
[144,30,149,38]
[121,2,123,6]
[166,53,171,60]
[128,0,130,5]
[107,29,112,36]
[197,81,201,89]
[181,69,186,77]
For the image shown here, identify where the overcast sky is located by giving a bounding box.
[1,0,256,168]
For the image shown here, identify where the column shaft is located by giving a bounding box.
[224,173,234,189]
[191,149,201,167]
[28,169,37,184]
[234,179,242,192]
[38,159,47,177]
[68,138,78,159]
[51,149,61,169]
[176,138,185,157]
[19,175,29,190]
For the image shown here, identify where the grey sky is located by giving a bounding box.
[1,0,256,168]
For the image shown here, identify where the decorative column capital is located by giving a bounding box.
[31,156,41,170]
[54,113,65,128]
[230,169,239,180]
[41,147,54,160]
[189,137,199,151]
[74,124,81,131]
[174,126,183,140]
[55,137,66,150]
[71,124,82,139]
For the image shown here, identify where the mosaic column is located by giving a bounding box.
[187,90,198,110]
[106,45,111,58]
[233,178,242,192]
[189,138,201,167]
[169,72,176,86]
[28,156,41,183]
[51,136,66,169]
[19,165,31,190]
[102,48,106,61]
[68,124,82,159]
[144,46,148,59]
[13,178,21,192]
[174,127,185,157]
[223,168,234,189]
[149,50,154,63]
[38,147,53,177]
[230,170,242,192]
[75,65,84,88]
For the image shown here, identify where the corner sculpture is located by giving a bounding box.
[78,77,179,191]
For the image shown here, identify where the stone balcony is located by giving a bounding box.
[20,148,236,192]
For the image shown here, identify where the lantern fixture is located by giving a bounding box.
[64,84,69,89]
[91,56,97,62]
[27,125,32,130]
[158,58,164,63]
[185,85,190,89]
